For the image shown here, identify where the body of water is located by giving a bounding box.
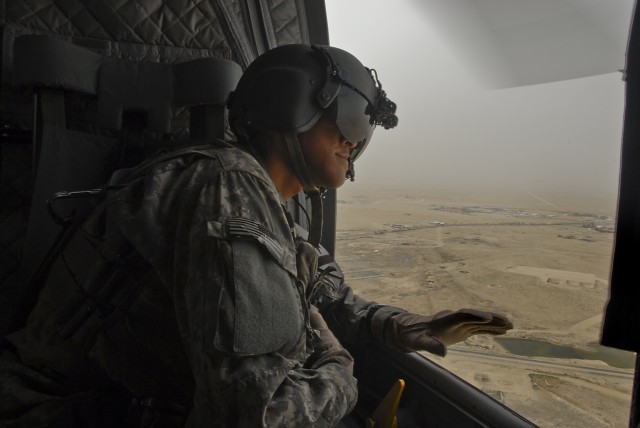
[495,337,636,369]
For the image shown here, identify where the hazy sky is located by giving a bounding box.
[325,0,632,195]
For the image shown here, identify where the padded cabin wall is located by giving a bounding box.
[0,0,328,334]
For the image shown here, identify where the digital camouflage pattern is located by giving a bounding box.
[0,140,405,427]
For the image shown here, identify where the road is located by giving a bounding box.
[446,347,635,379]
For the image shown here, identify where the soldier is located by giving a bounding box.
[0,44,512,427]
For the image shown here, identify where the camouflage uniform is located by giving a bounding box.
[0,141,404,427]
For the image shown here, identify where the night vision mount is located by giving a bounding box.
[313,45,398,130]
[369,69,398,130]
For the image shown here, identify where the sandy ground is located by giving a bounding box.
[334,183,634,428]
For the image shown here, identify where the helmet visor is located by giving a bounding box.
[334,85,376,161]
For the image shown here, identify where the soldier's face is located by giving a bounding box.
[298,116,356,188]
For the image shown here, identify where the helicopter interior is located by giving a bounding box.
[0,1,638,427]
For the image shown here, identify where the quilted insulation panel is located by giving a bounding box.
[2,0,308,66]
[0,0,314,334]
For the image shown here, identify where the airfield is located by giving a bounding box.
[334,183,634,428]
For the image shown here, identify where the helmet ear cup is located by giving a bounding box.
[241,68,323,134]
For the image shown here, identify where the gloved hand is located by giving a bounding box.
[385,309,513,357]
[306,305,354,374]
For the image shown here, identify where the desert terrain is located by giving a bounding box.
[334,183,634,428]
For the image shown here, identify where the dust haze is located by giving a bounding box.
[326,0,629,196]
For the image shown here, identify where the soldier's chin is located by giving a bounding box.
[314,179,344,190]
[331,178,349,189]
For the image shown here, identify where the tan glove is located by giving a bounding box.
[385,309,513,357]
[306,305,355,374]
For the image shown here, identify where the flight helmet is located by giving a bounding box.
[227,44,398,179]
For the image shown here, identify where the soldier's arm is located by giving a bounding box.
[309,246,406,348]
[185,346,357,426]
[113,154,359,426]
[309,246,512,357]
[178,235,357,427]
[166,161,358,426]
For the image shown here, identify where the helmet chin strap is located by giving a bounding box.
[283,133,323,247]
[347,157,355,182]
